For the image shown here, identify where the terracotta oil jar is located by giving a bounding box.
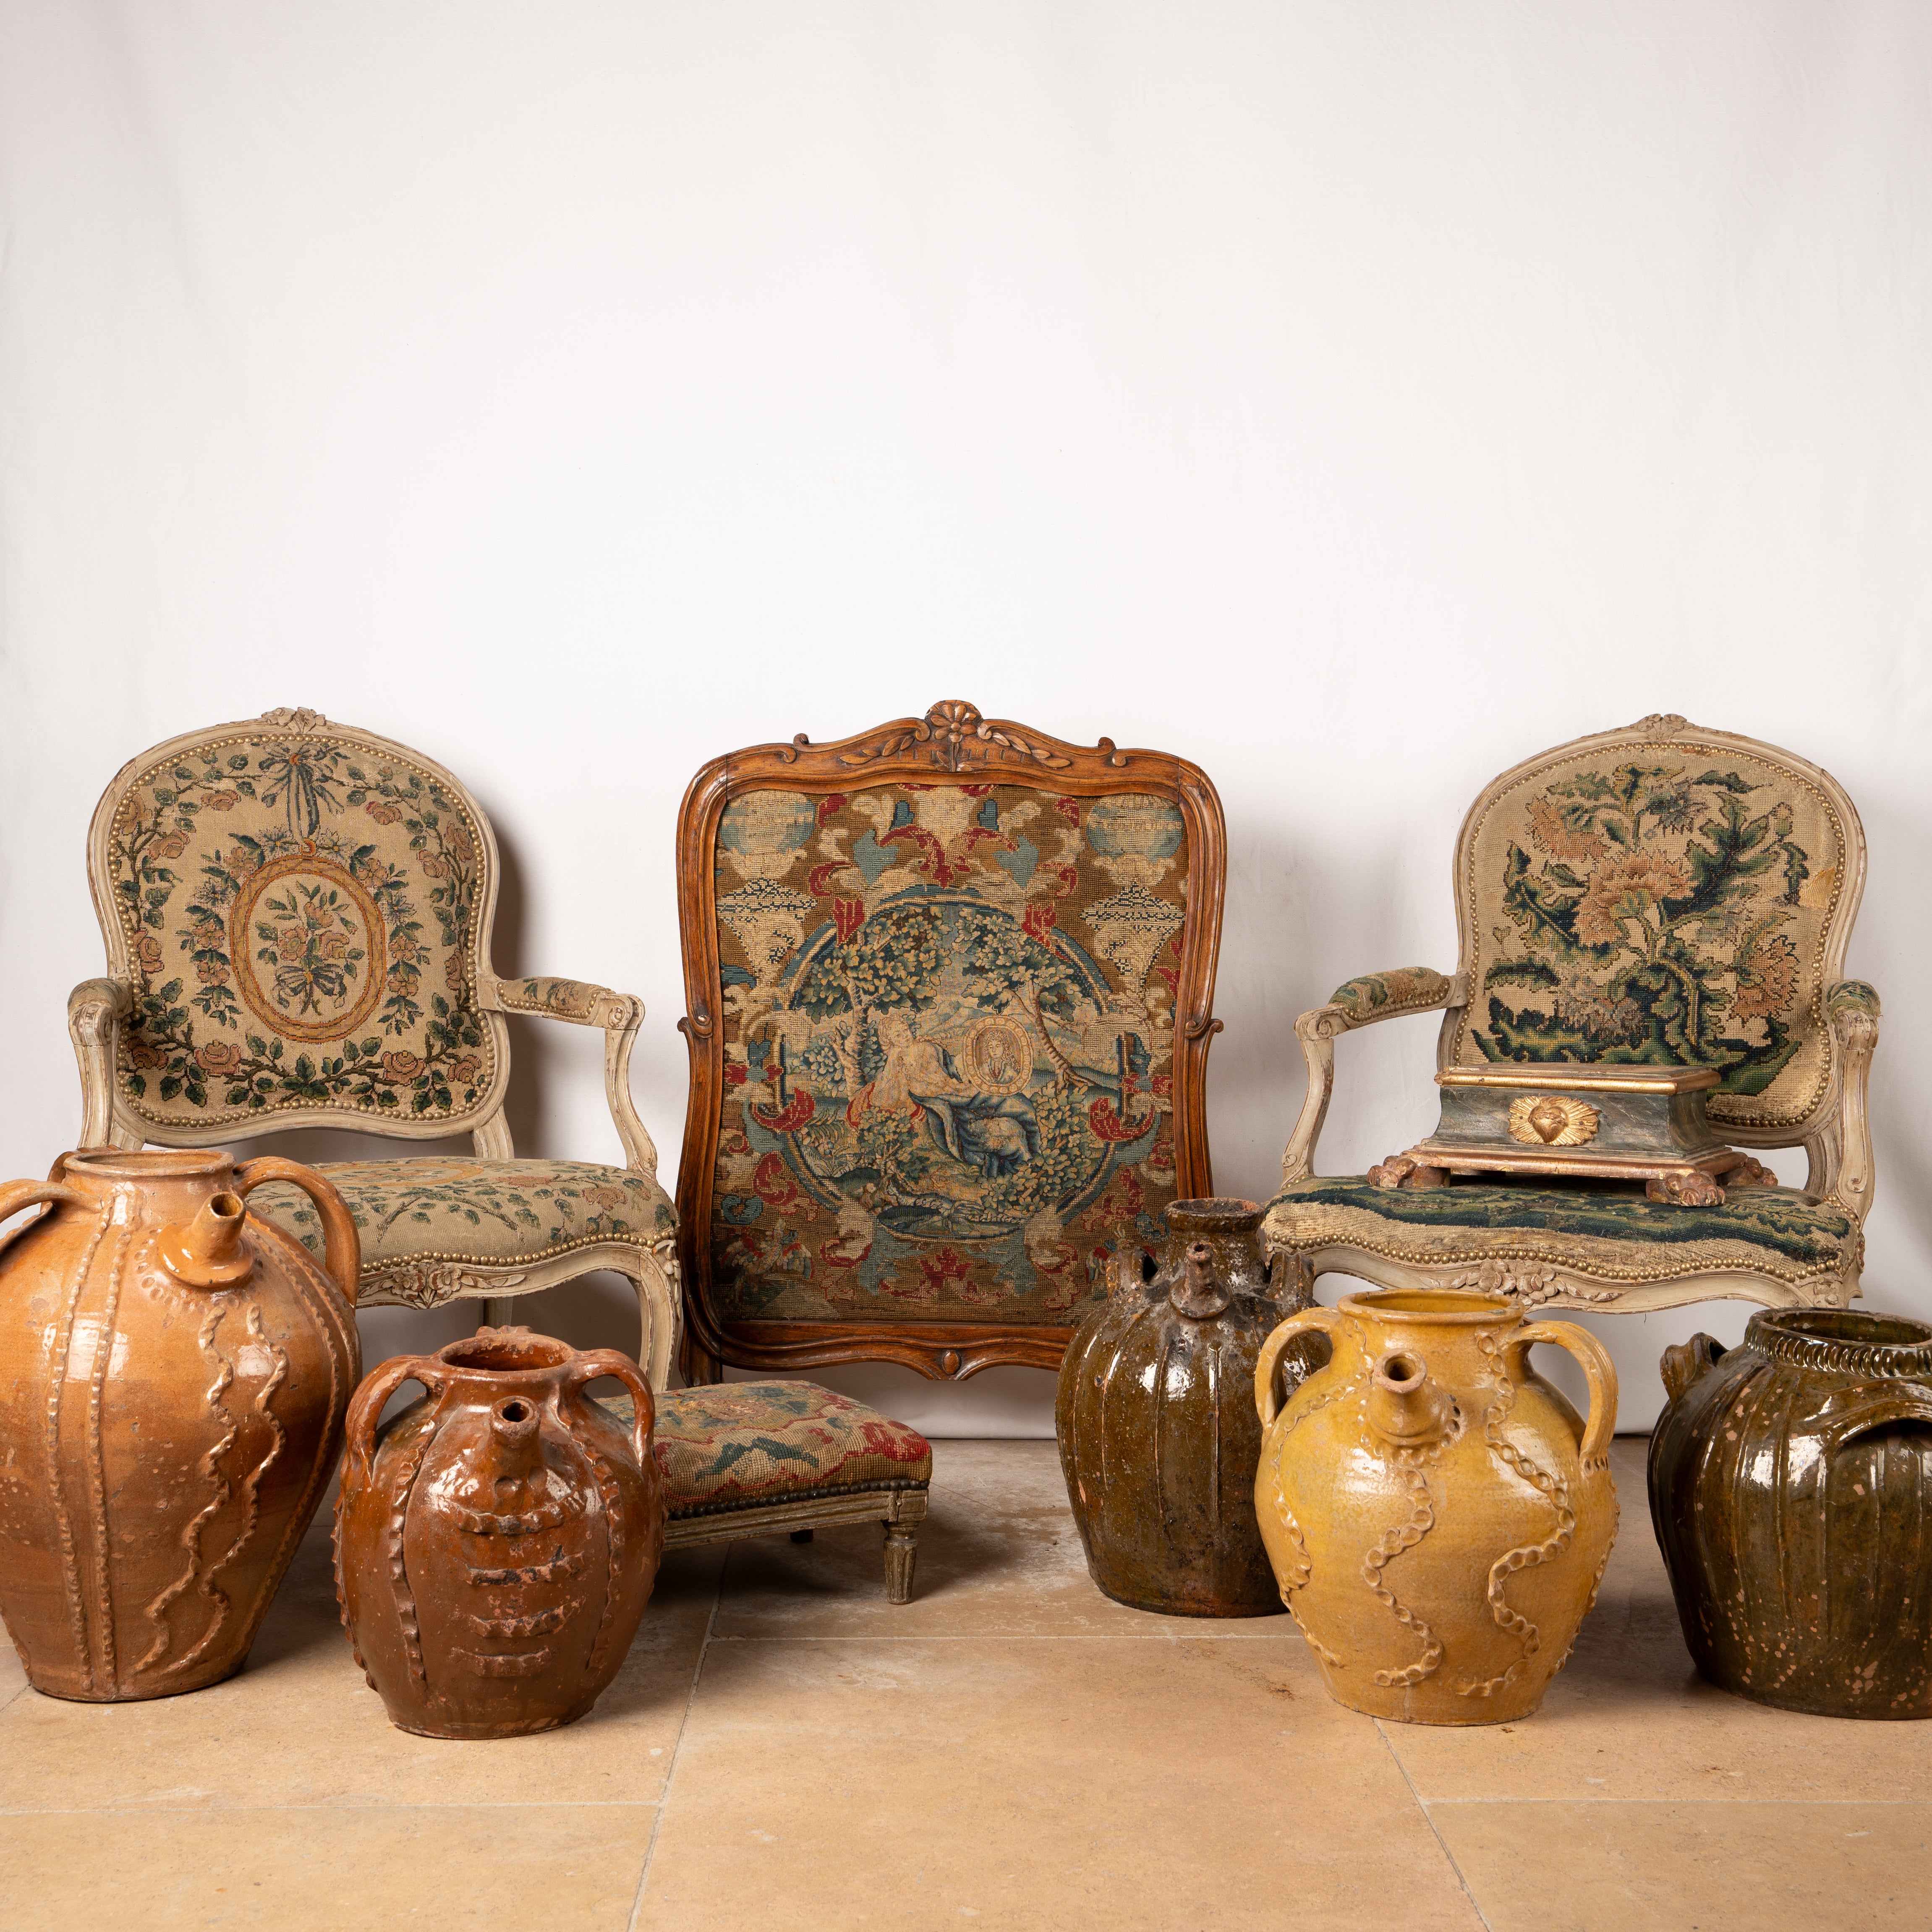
[1650,1309,1932,1720]
[1056,1197,1319,1616]
[0,1148,360,1701]
[335,1327,664,1739]
[1254,1287,1618,1725]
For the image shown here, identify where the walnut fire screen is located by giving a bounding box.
[675,701,1227,1381]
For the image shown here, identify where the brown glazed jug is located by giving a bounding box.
[1056,1198,1319,1616]
[0,1148,359,1700]
[1650,1309,1932,1719]
[1254,1288,1618,1724]
[335,1327,664,1739]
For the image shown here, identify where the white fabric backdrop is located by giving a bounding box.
[2,2,1927,1434]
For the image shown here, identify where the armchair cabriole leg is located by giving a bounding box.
[482,1296,518,1330]
[884,1523,918,1604]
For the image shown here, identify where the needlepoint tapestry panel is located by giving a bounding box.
[104,725,496,1133]
[1450,737,1849,1132]
[709,783,1191,1324]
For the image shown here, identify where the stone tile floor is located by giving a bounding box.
[1,1438,1924,1929]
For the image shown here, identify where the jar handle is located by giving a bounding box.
[235,1157,360,1309]
[1659,1333,1725,1404]
[0,1179,89,1230]
[1818,1390,1932,1451]
[1255,1306,1341,1428]
[564,1349,655,1471]
[342,1356,442,1482]
[1517,1320,1619,1464]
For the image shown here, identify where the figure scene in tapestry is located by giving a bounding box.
[1469,758,1837,1099]
[107,732,492,1128]
[709,784,1192,1324]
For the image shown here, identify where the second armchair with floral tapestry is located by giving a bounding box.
[66,707,680,1383]
[1265,715,1880,1315]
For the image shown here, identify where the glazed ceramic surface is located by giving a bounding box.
[1254,1288,1618,1725]
[1650,1308,1932,1719]
[1056,1198,1316,1616]
[0,1149,359,1700]
[335,1327,664,1739]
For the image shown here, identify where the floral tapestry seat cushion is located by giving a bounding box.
[595,1381,933,1518]
[250,1158,677,1289]
[1263,1179,1859,1295]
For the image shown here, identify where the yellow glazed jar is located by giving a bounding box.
[1253,1288,1617,1725]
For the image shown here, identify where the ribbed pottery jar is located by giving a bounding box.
[1649,1309,1932,1720]
[0,1148,360,1701]
[1254,1288,1618,1724]
[335,1327,665,1739]
[1056,1197,1318,1616]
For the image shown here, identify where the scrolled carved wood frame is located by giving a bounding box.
[675,699,1228,1382]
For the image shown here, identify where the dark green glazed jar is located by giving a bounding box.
[1055,1197,1320,1617]
[1649,1307,1932,1720]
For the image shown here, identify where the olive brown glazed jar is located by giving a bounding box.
[336,1326,665,1739]
[1254,1288,1618,1724]
[1649,1309,1932,1720]
[1056,1197,1319,1616]
[0,1148,360,1701]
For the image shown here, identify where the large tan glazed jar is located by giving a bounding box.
[0,1149,360,1700]
[1253,1288,1617,1725]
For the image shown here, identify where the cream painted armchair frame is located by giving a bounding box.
[67,708,680,1387]
[1277,715,1879,1316]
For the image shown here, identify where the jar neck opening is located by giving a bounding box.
[1164,1196,1264,1236]
[1746,1310,1932,1379]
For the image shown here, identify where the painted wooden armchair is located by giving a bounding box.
[1265,715,1879,1315]
[67,707,680,1383]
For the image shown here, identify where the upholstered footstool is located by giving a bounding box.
[601,1381,932,1602]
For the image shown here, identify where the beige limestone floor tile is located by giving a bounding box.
[0,1802,656,1931]
[1379,1442,1932,1807]
[636,1632,1482,1931]
[708,1437,1295,1642]
[0,1516,722,1814]
[0,1638,25,1712]
[1433,1799,1932,1932]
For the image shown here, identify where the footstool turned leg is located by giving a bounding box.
[790,1529,814,1544]
[883,1523,918,1605]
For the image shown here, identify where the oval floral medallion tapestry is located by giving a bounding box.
[99,719,496,1132]
[679,705,1227,1372]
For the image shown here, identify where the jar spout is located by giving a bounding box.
[1169,1242,1231,1320]
[486,1395,544,1486]
[1367,1349,1452,1450]
[158,1190,254,1289]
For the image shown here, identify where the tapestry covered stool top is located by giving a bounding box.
[599,1380,933,1519]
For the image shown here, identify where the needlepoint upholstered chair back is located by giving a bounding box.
[1270,714,1879,1316]
[70,708,680,1383]
[1445,714,1867,1153]
[83,708,509,1141]
[676,701,1227,1383]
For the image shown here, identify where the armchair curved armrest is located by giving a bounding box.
[479,975,660,1177]
[68,978,133,1149]
[1805,979,1880,1219]
[1280,967,1459,1188]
